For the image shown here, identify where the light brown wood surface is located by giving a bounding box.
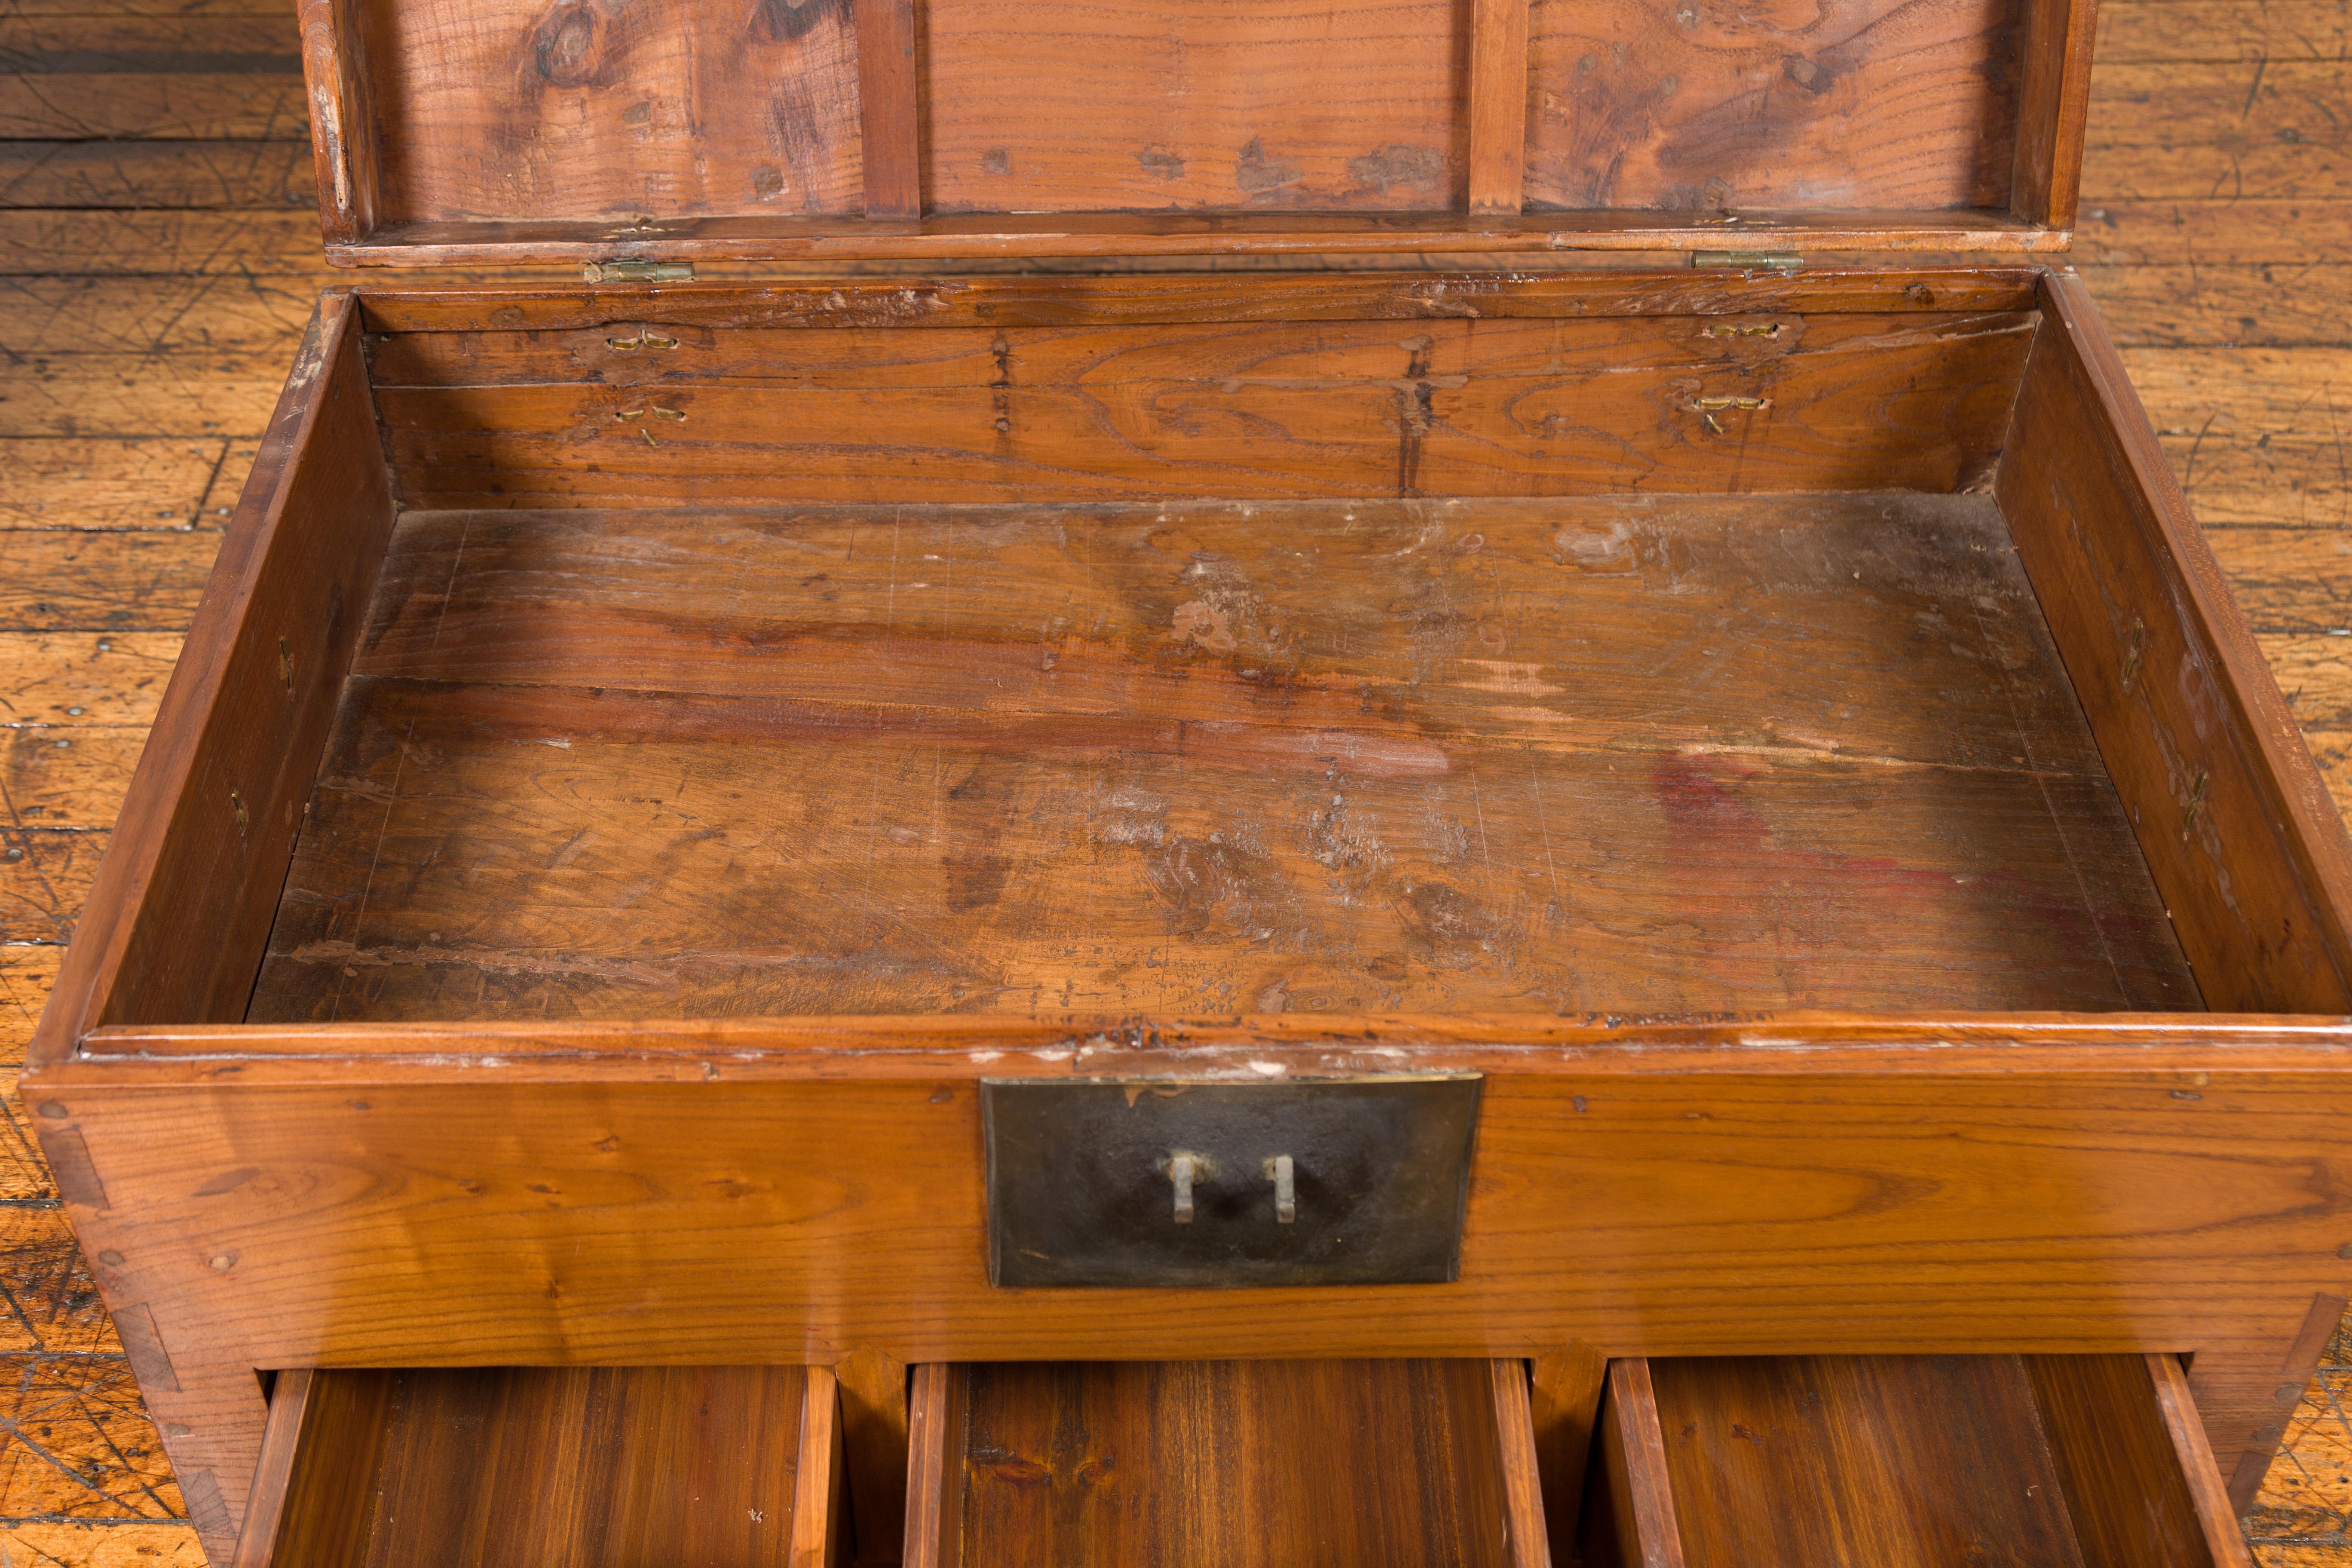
[1,2,2349,1567]
[912,1359,1533,1568]
[239,493,2192,1024]
[258,1364,820,1566]
[1590,1353,2251,1568]
[274,0,2091,259]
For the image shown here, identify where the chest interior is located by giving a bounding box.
[238,277,2204,1027]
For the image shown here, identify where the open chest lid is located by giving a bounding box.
[296,0,2096,267]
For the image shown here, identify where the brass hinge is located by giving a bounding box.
[582,259,695,284]
[1690,251,1804,272]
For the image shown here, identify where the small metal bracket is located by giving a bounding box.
[1690,251,1804,271]
[581,259,695,284]
[983,1076,1479,1288]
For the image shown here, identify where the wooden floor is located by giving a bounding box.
[0,2,2345,1564]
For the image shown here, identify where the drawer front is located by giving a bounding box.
[1583,1352,2251,1568]
[905,1358,1550,1568]
[234,1351,2249,1568]
[236,1366,842,1568]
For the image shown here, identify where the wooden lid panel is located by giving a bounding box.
[924,0,1467,215]
[345,0,865,227]
[1523,0,2022,215]
[302,0,2095,261]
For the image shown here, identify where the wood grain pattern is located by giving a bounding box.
[285,0,2090,258]
[297,0,376,245]
[0,530,217,632]
[345,268,2047,333]
[0,71,305,140]
[228,1367,309,1568]
[25,294,394,1066]
[2025,1352,2244,1568]
[2082,63,2348,202]
[939,1360,1516,1568]
[792,1365,842,1568]
[1522,0,2020,216]
[350,0,864,227]
[920,0,1463,217]
[31,1035,2352,1548]
[2146,1353,2258,1564]
[2010,0,2098,226]
[1652,1354,2089,1567]
[1528,1344,1606,1560]
[7,5,2351,1568]
[1998,274,2352,1014]
[834,1348,908,1568]
[901,1364,964,1568]
[1467,0,1531,217]
[1582,1360,1681,1568]
[1490,1359,1552,1568]
[369,310,2037,508]
[324,209,2067,264]
[261,1363,387,1568]
[854,0,918,221]
[266,1365,815,1568]
[1609,1353,2247,1568]
[243,493,2193,1024]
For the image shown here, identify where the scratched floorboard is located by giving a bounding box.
[0,2,2346,1564]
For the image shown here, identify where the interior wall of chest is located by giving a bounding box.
[347,0,2024,227]
[199,295,2237,1027]
[367,307,2035,506]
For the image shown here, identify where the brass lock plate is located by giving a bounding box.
[982,1076,1480,1289]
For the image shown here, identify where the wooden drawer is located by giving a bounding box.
[1582,1353,2249,1568]
[233,1365,842,1568]
[904,1359,1550,1568]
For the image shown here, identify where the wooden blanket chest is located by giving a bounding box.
[23,0,2352,1563]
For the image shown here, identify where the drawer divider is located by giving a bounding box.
[793,1365,844,1568]
[1491,1358,1553,1568]
[1593,1359,1687,1568]
[903,1364,968,1568]
[2149,1356,2257,1568]
[230,1368,315,1568]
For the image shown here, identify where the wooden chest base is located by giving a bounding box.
[22,268,2352,1564]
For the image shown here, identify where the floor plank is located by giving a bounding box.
[2076,198,2352,263]
[0,208,328,276]
[0,439,229,529]
[2082,62,2351,200]
[0,275,326,353]
[2096,0,2352,62]
[2078,263,2352,346]
[0,72,306,140]
[0,726,141,831]
[0,530,217,631]
[0,14,299,69]
[0,140,314,208]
